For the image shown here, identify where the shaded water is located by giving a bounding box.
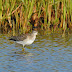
[0,32,72,72]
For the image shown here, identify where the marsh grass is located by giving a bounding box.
[0,0,72,34]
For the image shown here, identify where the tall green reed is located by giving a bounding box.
[0,0,2,30]
[70,0,72,23]
[1,0,72,34]
[63,0,66,31]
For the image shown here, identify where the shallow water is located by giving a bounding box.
[0,32,72,72]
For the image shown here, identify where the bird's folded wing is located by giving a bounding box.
[9,34,27,41]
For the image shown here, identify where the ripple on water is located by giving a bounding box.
[0,33,72,72]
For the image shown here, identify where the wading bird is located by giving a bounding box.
[9,30,38,51]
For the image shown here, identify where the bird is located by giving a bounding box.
[9,30,38,51]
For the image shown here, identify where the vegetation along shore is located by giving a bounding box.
[0,0,72,34]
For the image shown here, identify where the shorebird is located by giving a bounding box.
[9,30,38,51]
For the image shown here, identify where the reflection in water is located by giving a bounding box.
[0,32,72,72]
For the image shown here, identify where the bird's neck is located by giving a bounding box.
[32,34,36,40]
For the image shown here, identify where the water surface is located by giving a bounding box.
[0,32,72,72]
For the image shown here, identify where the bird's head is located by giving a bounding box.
[32,30,38,36]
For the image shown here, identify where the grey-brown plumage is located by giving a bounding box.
[9,34,27,41]
[9,31,38,47]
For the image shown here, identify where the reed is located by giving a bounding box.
[1,0,72,34]
[0,0,2,19]
[63,0,66,31]
[70,0,72,23]
[0,0,2,30]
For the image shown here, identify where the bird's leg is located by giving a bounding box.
[22,46,25,51]
[22,48,25,51]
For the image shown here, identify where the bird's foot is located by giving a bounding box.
[22,48,25,51]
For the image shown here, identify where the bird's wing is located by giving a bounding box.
[9,34,27,41]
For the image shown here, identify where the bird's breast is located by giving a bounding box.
[26,40,34,45]
[25,36,36,45]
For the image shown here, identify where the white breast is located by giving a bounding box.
[26,40,34,45]
[25,36,36,45]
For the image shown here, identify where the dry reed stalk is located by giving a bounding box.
[48,4,52,26]
[0,0,2,19]
[13,20,15,36]
[60,1,63,28]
